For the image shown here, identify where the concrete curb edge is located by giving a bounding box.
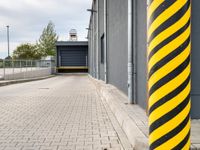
[0,75,56,87]
[89,76,149,150]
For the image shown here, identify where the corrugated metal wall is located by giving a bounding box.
[88,15,93,76]
[98,0,105,81]
[135,0,148,109]
[107,0,128,95]
[191,0,200,119]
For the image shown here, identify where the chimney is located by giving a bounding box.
[69,29,78,41]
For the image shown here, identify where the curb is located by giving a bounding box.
[90,77,200,150]
[89,77,149,150]
[100,85,148,150]
[0,75,55,87]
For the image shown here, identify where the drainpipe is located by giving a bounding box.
[104,0,108,83]
[96,0,99,79]
[128,0,133,103]
[128,0,137,104]
[89,30,92,75]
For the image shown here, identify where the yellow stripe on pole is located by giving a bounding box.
[149,64,190,108]
[147,0,191,149]
[149,81,191,125]
[148,7,191,55]
[150,101,191,144]
[148,43,190,90]
[148,25,190,72]
[148,0,188,39]
[147,0,164,21]
[156,119,190,150]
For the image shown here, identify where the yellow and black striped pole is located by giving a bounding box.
[147,0,191,149]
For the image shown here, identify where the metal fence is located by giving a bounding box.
[0,59,55,80]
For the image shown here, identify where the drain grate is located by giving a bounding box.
[38,88,49,90]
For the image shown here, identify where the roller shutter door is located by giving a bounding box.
[60,48,87,67]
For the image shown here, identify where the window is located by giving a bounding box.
[101,34,104,64]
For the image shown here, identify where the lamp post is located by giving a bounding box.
[6,25,10,57]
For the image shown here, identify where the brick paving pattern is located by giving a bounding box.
[0,75,133,150]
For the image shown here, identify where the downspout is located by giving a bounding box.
[89,30,92,75]
[128,0,133,103]
[96,0,99,79]
[128,0,137,104]
[104,0,108,83]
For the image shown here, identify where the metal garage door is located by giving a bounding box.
[60,47,87,67]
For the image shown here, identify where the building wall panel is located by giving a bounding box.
[135,0,147,109]
[107,0,128,94]
[191,0,200,118]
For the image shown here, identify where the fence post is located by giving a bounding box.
[147,0,191,149]
[26,60,28,78]
[12,60,14,80]
[3,60,5,80]
[20,60,22,73]
[31,60,33,72]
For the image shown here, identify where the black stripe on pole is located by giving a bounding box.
[148,0,177,27]
[149,94,190,134]
[172,130,190,150]
[149,75,190,115]
[148,1,190,44]
[149,56,190,96]
[150,113,190,150]
[148,19,190,65]
[148,34,190,79]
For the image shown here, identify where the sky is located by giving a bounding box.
[0,0,91,59]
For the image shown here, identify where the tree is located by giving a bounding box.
[5,56,12,60]
[13,43,41,60]
[37,21,58,57]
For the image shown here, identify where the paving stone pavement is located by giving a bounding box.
[0,75,133,150]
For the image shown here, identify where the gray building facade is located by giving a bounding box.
[88,0,200,119]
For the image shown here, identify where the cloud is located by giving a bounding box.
[0,0,91,59]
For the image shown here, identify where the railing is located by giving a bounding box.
[0,59,55,80]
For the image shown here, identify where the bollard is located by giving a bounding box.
[147,0,191,149]
[20,60,22,73]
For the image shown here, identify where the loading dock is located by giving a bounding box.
[56,41,88,73]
